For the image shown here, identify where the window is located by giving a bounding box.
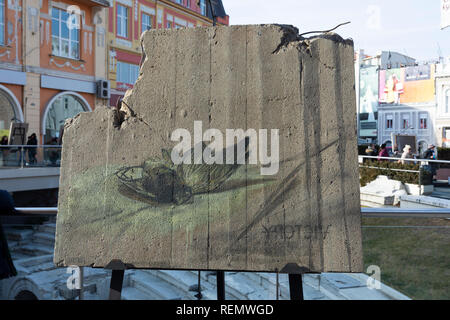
[117,61,139,85]
[386,115,393,129]
[419,114,428,129]
[174,0,182,4]
[199,0,206,15]
[167,21,173,28]
[142,13,152,33]
[45,94,86,143]
[51,7,80,59]
[0,0,4,45]
[117,4,129,38]
[0,88,19,131]
[402,114,410,129]
[186,0,191,8]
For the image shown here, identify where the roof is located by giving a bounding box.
[209,0,227,18]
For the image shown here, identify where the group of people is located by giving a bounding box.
[365,143,390,161]
[0,133,39,166]
[365,143,437,163]
[394,144,437,165]
[365,142,438,179]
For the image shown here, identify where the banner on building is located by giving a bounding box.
[359,66,378,139]
[379,68,403,104]
[442,0,450,30]
[379,65,435,104]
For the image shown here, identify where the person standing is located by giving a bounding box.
[422,144,438,180]
[0,136,8,167]
[48,137,59,166]
[365,144,377,157]
[26,133,38,165]
[398,145,413,164]
[378,143,390,161]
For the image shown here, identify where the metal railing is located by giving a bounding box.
[359,155,450,165]
[361,207,450,218]
[0,145,62,168]
[8,206,450,218]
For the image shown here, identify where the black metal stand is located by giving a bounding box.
[109,269,125,300]
[216,270,225,300]
[288,274,304,300]
[104,264,303,300]
[194,271,203,300]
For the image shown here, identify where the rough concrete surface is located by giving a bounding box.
[54,25,363,273]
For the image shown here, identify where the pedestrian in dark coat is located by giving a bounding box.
[27,133,38,165]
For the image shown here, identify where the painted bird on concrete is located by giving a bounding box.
[116,137,252,205]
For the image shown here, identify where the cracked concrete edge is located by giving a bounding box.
[60,25,355,135]
[116,24,354,131]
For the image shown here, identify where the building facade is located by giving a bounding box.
[107,0,229,107]
[355,49,417,144]
[435,58,450,147]
[377,64,437,154]
[0,0,229,166]
[0,0,110,146]
[355,49,442,153]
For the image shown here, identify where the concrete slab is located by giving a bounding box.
[54,25,362,273]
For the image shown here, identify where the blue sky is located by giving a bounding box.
[224,0,450,61]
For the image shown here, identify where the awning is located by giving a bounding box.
[76,0,110,7]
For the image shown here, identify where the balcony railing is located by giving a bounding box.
[0,145,62,168]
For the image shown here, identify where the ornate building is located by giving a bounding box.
[107,0,229,107]
[0,0,228,150]
[435,58,450,147]
[0,0,110,146]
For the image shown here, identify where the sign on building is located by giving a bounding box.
[379,66,435,104]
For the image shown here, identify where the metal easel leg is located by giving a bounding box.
[109,270,125,300]
[194,271,203,300]
[216,271,225,300]
[288,273,304,300]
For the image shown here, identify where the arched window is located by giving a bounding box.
[43,92,90,144]
[0,86,24,137]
